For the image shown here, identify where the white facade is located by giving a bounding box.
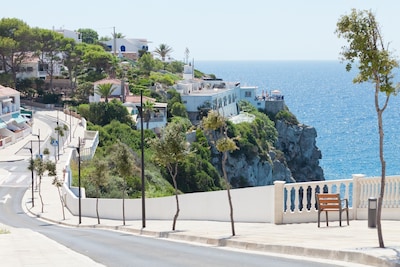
[90,78,128,103]
[55,29,82,43]
[102,38,149,58]
[0,85,31,148]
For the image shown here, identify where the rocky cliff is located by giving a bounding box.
[217,119,324,187]
[274,120,324,182]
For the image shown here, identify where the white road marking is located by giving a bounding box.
[16,175,27,184]
[0,194,11,204]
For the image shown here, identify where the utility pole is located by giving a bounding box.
[113,26,117,56]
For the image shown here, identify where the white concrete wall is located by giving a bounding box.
[64,185,275,223]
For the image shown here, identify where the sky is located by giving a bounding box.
[2,0,400,61]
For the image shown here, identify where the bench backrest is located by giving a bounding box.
[316,193,341,211]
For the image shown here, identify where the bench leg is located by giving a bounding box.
[346,209,349,225]
[339,212,342,227]
[325,211,328,227]
[318,212,320,227]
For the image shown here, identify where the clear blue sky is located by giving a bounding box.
[3,0,400,61]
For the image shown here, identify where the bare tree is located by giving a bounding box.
[87,158,109,224]
[202,110,238,236]
[336,9,399,248]
[109,141,136,225]
[149,122,190,230]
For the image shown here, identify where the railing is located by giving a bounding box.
[274,174,400,224]
[357,176,400,209]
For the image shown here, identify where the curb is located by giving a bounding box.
[22,195,398,267]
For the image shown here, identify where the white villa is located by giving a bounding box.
[0,85,31,148]
[102,38,150,60]
[175,64,285,122]
[89,78,167,131]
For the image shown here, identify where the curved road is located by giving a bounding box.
[0,114,344,266]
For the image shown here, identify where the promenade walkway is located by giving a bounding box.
[0,110,399,267]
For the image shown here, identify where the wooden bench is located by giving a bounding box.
[316,193,349,227]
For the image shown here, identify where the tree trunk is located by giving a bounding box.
[222,151,235,236]
[377,109,385,248]
[57,186,65,220]
[39,176,44,213]
[96,197,100,224]
[122,178,126,226]
[170,164,180,231]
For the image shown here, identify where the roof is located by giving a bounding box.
[124,95,156,104]
[0,85,20,97]
[93,78,123,85]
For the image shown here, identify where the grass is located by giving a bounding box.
[0,228,10,234]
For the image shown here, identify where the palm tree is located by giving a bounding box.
[95,83,116,103]
[154,44,173,61]
[143,100,155,129]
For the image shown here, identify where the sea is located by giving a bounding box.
[194,60,400,181]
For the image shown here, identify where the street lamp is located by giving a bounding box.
[32,129,40,159]
[136,89,146,228]
[69,106,73,140]
[56,120,60,161]
[25,140,34,208]
[76,137,81,224]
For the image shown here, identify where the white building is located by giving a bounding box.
[90,78,167,131]
[176,64,259,121]
[0,85,31,148]
[90,78,129,103]
[176,64,284,122]
[55,29,82,43]
[102,38,150,60]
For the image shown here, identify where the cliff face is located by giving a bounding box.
[217,119,324,187]
[274,120,324,182]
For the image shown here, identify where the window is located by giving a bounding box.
[27,67,33,72]
[245,91,252,97]
[120,45,126,52]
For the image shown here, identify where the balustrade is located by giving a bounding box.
[275,175,400,224]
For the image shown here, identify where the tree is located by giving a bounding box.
[0,18,35,87]
[171,102,188,118]
[52,176,65,220]
[34,28,65,93]
[75,81,93,103]
[62,39,85,90]
[336,9,399,248]
[108,141,136,225]
[202,110,239,236]
[142,100,155,129]
[77,28,99,44]
[149,122,191,230]
[154,44,173,61]
[87,158,109,224]
[32,147,54,213]
[95,83,116,103]
[82,44,114,76]
[136,53,155,75]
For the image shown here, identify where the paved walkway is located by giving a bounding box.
[0,110,399,267]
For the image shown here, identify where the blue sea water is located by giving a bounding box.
[194,60,400,180]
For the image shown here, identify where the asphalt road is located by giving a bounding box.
[0,112,346,267]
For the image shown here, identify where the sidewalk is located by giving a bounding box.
[1,110,400,267]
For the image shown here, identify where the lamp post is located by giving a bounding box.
[26,140,34,207]
[137,89,146,228]
[32,129,40,159]
[67,105,72,143]
[76,137,81,224]
[56,120,60,161]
